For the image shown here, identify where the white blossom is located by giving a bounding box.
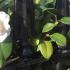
[0,11,10,43]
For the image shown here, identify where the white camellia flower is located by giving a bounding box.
[0,11,10,43]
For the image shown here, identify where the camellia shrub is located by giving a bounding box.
[32,0,70,60]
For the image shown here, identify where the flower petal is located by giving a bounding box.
[0,11,10,42]
[0,33,8,43]
[0,12,10,30]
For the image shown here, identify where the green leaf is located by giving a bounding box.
[0,42,12,68]
[33,38,40,46]
[34,0,40,4]
[42,23,56,33]
[0,59,3,68]
[42,8,54,12]
[50,33,67,47]
[0,42,12,60]
[46,0,53,4]
[38,41,53,59]
[0,50,4,68]
[60,17,70,25]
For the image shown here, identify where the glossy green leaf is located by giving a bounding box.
[39,0,54,11]
[0,42,12,68]
[50,33,67,47]
[42,8,54,12]
[33,38,40,46]
[0,42,12,60]
[46,0,53,4]
[60,17,70,25]
[34,0,40,4]
[38,41,53,59]
[42,23,56,33]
